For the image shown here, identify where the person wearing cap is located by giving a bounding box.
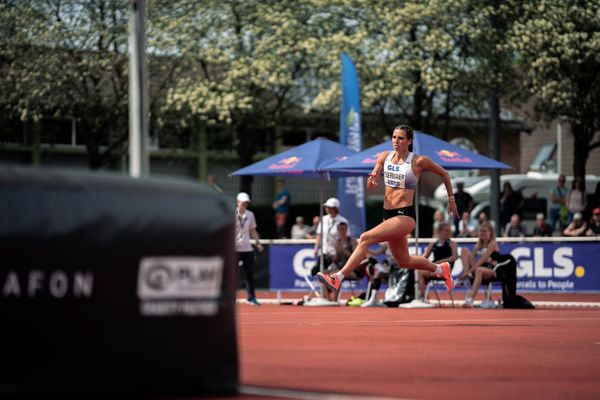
[562,212,587,237]
[586,208,600,236]
[532,213,553,237]
[316,125,457,295]
[312,197,349,269]
[235,192,264,305]
[291,216,310,239]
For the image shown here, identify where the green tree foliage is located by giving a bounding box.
[511,0,600,178]
[0,0,131,169]
[151,0,331,193]
[308,0,494,139]
[359,0,475,135]
[2,0,598,183]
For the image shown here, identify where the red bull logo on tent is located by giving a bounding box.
[361,151,384,165]
[435,149,473,164]
[268,156,302,171]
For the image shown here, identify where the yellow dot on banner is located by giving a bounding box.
[575,266,585,278]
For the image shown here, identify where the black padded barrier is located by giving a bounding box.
[0,167,238,397]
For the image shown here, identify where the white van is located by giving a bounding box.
[433,172,600,233]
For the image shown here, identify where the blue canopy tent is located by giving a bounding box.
[230,137,356,179]
[324,131,512,174]
[230,137,358,286]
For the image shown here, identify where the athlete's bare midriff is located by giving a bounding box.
[383,186,415,210]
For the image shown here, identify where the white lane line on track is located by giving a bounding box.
[239,385,411,400]
[238,316,600,325]
[238,299,600,308]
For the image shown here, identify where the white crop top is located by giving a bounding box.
[383,151,418,189]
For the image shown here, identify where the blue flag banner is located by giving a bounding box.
[338,53,366,235]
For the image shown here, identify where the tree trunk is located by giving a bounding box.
[31,120,41,166]
[571,122,589,179]
[442,82,452,140]
[409,28,423,130]
[235,121,256,197]
[489,92,501,236]
[411,80,424,130]
[86,129,103,170]
[196,118,207,182]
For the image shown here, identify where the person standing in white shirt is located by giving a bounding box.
[312,197,349,270]
[235,192,264,305]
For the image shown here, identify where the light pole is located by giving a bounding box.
[128,0,149,177]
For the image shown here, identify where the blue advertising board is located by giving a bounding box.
[269,243,420,291]
[337,53,366,236]
[269,241,600,293]
[501,242,599,292]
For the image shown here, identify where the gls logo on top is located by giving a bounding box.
[386,164,401,172]
[137,256,223,316]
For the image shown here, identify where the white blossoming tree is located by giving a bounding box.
[511,0,600,178]
[151,0,331,194]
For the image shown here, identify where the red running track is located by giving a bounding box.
[230,301,600,400]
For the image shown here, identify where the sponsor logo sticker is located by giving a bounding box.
[137,256,223,316]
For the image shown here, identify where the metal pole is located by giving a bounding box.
[489,93,501,236]
[319,173,324,272]
[415,183,420,254]
[557,121,562,174]
[319,173,327,299]
[414,181,421,300]
[128,0,149,177]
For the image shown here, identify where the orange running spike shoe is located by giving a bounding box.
[437,262,454,292]
[317,272,341,292]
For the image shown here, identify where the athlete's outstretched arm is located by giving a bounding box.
[367,151,388,190]
[415,155,458,217]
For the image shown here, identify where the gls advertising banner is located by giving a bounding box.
[269,242,600,292]
[500,242,599,292]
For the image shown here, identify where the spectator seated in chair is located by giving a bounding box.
[458,222,500,308]
[468,251,532,309]
[504,213,526,238]
[358,242,397,307]
[457,211,478,238]
[311,221,358,301]
[418,223,458,303]
[586,208,600,236]
[532,213,553,237]
[563,212,587,237]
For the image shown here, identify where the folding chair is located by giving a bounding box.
[480,261,509,308]
[336,274,367,303]
[480,281,500,308]
[424,278,455,307]
[303,275,321,299]
[303,266,366,306]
